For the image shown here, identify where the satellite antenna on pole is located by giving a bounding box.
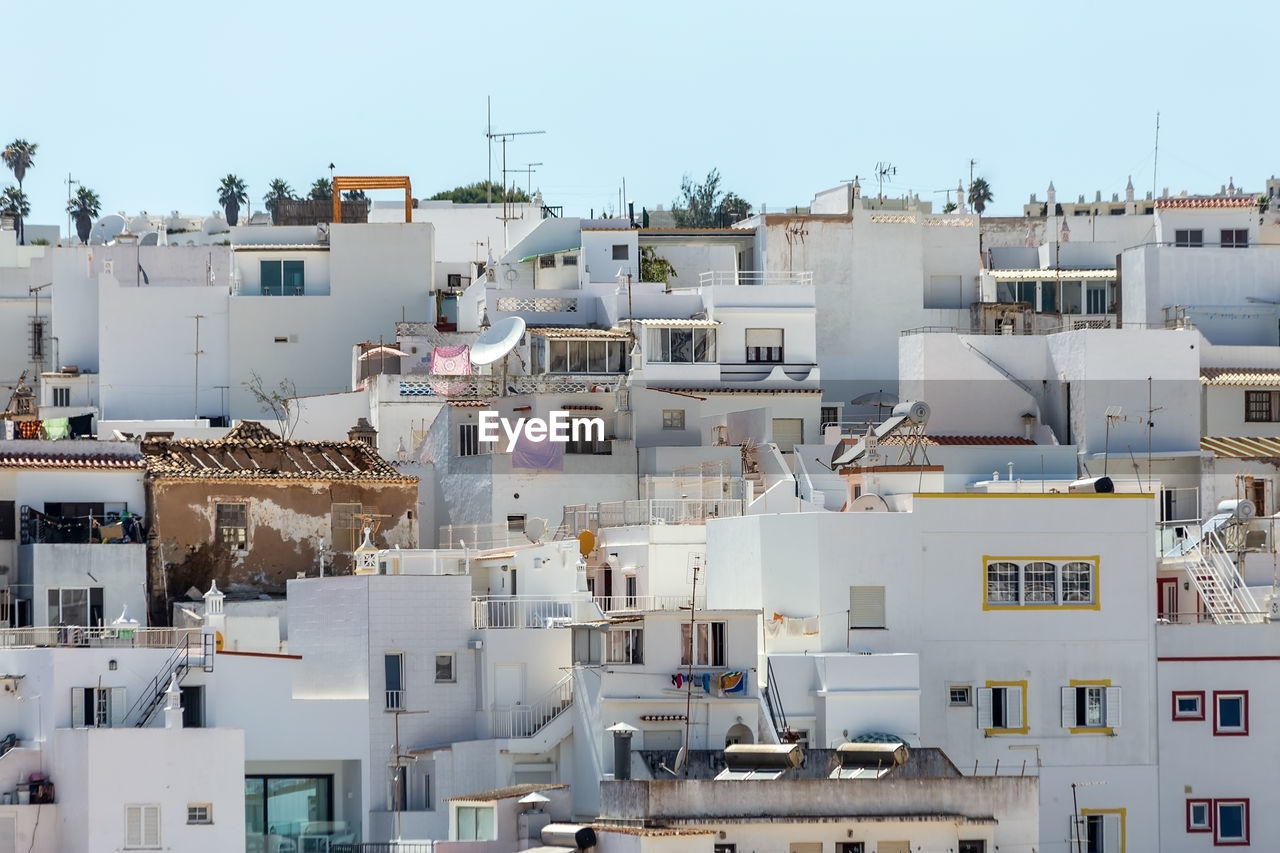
[485,97,546,229]
[874,161,897,201]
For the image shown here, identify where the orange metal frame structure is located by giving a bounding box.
[331,176,413,223]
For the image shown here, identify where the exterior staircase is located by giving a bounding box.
[494,673,574,752]
[124,633,207,727]
[1181,528,1261,624]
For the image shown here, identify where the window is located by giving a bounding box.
[385,653,404,710]
[245,776,333,850]
[216,502,248,550]
[72,686,125,727]
[260,259,305,295]
[1213,691,1248,735]
[506,514,526,533]
[457,423,480,457]
[820,406,839,429]
[745,329,784,363]
[435,653,456,683]
[984,557,1097,608]
[1186,799,1211,832]
[1172,690,1205,721]
[949,685,972,707]
[331,502,364,556]
[612,244,629,261]
[562,254,577,266]
[848,585,886,629]
[1244,390,1280,422]
[717,845,740,853]
[52,387,70,407]
[958,843,986,853]
[125,803,160,848]
[186,803,212,825]
[837,844,864,853]
[680,621,726,667]
[1061,683,1121,731]
[662,409,685,430]
[977,682,1026,734]
[1074,810,1124,853]
[1221,229,1248,248]
[1215,800,1249,845]
[0,500,12,540]
[647,327,717,364]
[539,255,557,268]
[605,627,643,664]
[1174,229,1204,247]
[47,586,103,627]
[456,805,496,841]
[543,339,627,375]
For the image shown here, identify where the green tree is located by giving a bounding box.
[429,180,531,204]
[967,177,994,215]
[640,246,677,285]
[2,139,37,244]
[217,174,249,226]
[244,371,300,439]
[263,178,295,223]
[309,178,333,200]
[943,201,958,214]
[0,187,31,246]
[66,185,102,245]
[673,169,752,227]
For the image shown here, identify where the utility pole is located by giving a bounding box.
[192,314,206,419]
[65,173,79,244]
[484,97,545,224]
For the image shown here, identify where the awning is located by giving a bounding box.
[519,247,579,263]
[988,269,1116,281]
[636,318,721,327]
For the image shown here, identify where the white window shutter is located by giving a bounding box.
[71,688,84,729]
[125,805,141,846]
[1006,687,1023,729]
[1103,813,1121,852]
[1105,687,1122,728]
[1061,686,1077,728]
[111,687,127,727]
[976,688,993,729]
[849,586,886,629]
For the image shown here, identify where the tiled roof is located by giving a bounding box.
[1155,196,1257,209]
[637,318,720,327]
[448,783,568,803]
[988,268,1116,280]
[0,451,144,470]
[660,387,822,395]
[1201,368,1280,386]
[877,434,1036,447]
[1201,436,1280,458]
[141,420,416,483]
[527,327,628,340]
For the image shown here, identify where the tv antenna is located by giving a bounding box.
[874,161,896,200]
[485,96,545,209]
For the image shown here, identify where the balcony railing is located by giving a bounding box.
[20,505,144,545]
[594,594,705,613]
[438,522,529,550]
[697,270,813,287]
[0,626,201,649]
[471,596,599,629]
[400,373,623,399]
[558,499,742,537]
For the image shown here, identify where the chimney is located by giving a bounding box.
[163,673,183,729]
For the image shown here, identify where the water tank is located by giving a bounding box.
[1068,477,1114,494]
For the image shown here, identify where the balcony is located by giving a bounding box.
[559,499,742,536]
[399,373,624,399]
[471,596,600,629]
[0,626,199,649]
[20,506,143,545]
[594,594,705,613]
[696,271,813,287]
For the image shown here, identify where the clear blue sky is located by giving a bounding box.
[4,0,1276,232]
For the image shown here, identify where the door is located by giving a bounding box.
[509,568,518,597]
[1157,578,1178,622]
[772,418,803,453]
[494,663,525,736]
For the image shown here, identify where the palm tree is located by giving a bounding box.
[342,189,367,202]
[2,140,37,244]
[66,186,102,245]
[263,178,295,223]
[968,177,994,215]
[308,178,333,201]
[2,139,37,191]
[1,186,31,245]
[217,174,249,226]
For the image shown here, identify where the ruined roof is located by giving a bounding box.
[141,420,417,484]
[1154,195,1257,209]
[448,783,568,803]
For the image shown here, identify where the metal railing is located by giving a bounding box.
[0,626,199,649]
[334,844,433,853]
[597,498,742,528]
[400,373,623,399]
[594,594,705,613]
[472,596,596,629]
[124,632,203,727]
[438,522,530,550]
[492,672,574,738]
[697,270,813,287]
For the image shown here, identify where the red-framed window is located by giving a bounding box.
[1186,799,1211,832]
[1212,691,1248,736]
[1172,691,1205,721]
[1214,799,1249,845]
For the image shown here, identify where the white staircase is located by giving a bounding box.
[1182,528,1261,624]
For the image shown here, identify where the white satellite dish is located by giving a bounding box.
[849,494,888,512]
[525,518,547,542]
[93,214,126,244]
[139,231,160,246]
[470,316,526,366]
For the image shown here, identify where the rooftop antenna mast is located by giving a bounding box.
[485,98,545,248]
[1152,111,1160,201]
[874,162,896,202]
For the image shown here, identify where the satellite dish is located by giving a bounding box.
[471,316,526,366]
[93,214,126,244]
[202,214,228,235]
[672,746,687,774]
[139,231,160,246]
[128,214,151,233]
[578,530,596,556]
[849,494,888,512]
[526,518,547,542]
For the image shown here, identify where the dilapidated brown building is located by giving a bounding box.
[142,421,417,622]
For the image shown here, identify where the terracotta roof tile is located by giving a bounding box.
[1200,368,1280,386]
[1155,196,1257,209]
[877,434,1036,447]
[0,452,144,470]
